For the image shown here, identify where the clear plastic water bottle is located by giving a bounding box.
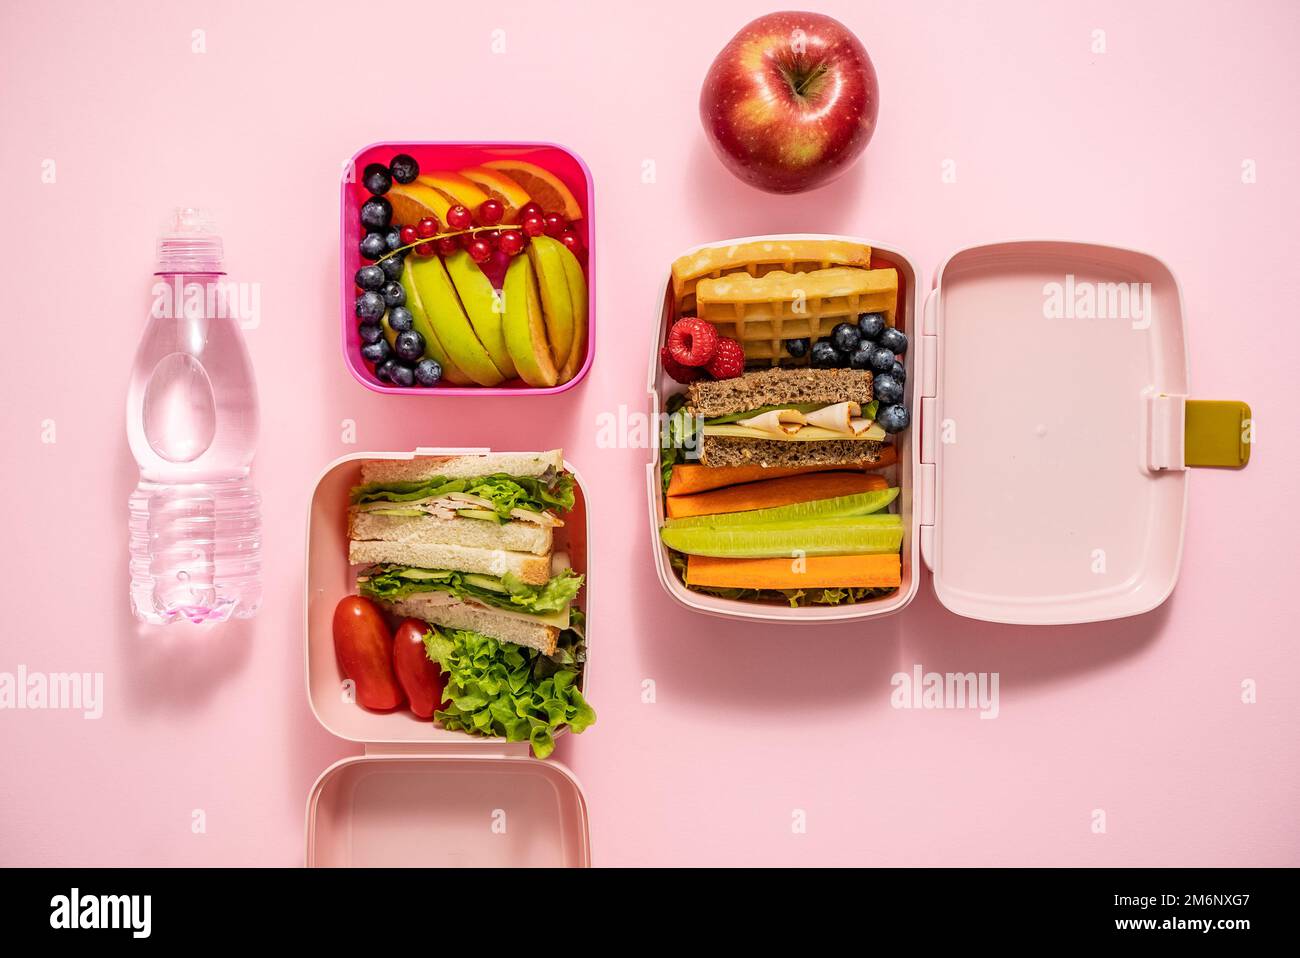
[126,209,261,624]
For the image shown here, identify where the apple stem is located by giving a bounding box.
[787,62,828,100]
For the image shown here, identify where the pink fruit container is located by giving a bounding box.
[648,235,1250,626]
[304,448,592,867]
[340,142,595,396]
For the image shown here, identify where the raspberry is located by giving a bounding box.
[665,317,719,367]
[704,336,746,379]
[660,347,704,384]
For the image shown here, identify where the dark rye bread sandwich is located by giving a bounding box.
[686,368,884,468]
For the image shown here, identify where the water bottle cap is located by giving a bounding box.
[156,207,224,272]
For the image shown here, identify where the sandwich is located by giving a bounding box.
[349,450,581,655]
[685,367,884,469]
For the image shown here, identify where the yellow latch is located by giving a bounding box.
[1185,400,1252,468]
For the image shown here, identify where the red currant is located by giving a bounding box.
[446,205,473,230]
[467,238,493,264]
[459,231,476,250]
[415,241,436,257]
[477,199,504,225]
[498,230,525,256]
[543,212,567,237]
[485,230,501,249]
[399,225,419,246]
[518,201,543,219]
[559,228,584,255]
[521,214,545,238]
[416,216,439,238]
[436,236,459,256]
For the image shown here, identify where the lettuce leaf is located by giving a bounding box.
[423,625,596,758]
[660,393,701,492]
[351,470,575,518]
[358,565,583,616]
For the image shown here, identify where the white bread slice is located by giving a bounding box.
[349,539,551,585]
[359,450,564,485]
[349,510,552,556]
[384,594,558,655]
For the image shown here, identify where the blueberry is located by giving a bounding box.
[355,265,385,291]
[414,358,443,386]
[831,322,861,355]
[878,327,908,355]
[857,312,886,341]
[891,360,906,382]
[374,358,397,383]
[394,329,425,361]
[874,373,904,405]
[877,404,910,434]
[362,162,392,196]
[355,290,385,322]
[361,338,391,363]
[358,323,384,345]
[359,232,387,261]
[868,346,896,374]
[359,196,392,231]
[848,344,875,370]
[389,154,419,184]
[383,226,403,251]
[389,362,415,387]
[387,306,414,333]
[784,337,810,359]
[380,253,405,282]
[810,340,840,368]
[381,280,405,308]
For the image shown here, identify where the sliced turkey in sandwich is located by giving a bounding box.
[686,368,885,469]
[349,450,581,655]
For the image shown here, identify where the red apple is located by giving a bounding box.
[699,11,879,194]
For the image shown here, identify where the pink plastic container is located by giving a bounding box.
[650,236,1236,626]
[340,142,595,396]
[304,449,592,867]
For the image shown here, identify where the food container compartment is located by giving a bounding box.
[646,234,922,623]
[340,142,595,396]
[307,754,590,868]
[650,236,1250,626]
[305,448,591,743]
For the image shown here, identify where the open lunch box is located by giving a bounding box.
[340,141,595,396]
[304,449,592,867]
[648,235,1251,626]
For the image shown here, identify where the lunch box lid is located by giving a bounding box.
[306,750,590,868]
[304,448,593,866]
[919,240,1249,624]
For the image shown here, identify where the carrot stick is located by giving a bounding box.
[666,472,888,519]
[686,553,901,589]
[665,446,897,497]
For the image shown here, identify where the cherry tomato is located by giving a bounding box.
[332,596,404,711]
[392,618,446,719]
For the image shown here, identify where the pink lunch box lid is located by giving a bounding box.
[339,142,595,397]
[921,240,1189,624]
[304,449,592,867]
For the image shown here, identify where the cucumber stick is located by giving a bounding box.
[660,521,903,558]
[664,488,899,529]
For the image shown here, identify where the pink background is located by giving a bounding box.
[2,0,1297,866]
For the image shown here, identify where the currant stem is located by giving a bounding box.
[377,225,508,263]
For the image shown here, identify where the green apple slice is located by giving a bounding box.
[502,255,558,387]
[557,241,588,382]
[406,255,504,387]
[397,267,473,385]
[526,236,575,367]
[443,250,517,379]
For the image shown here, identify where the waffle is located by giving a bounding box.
[672,240,872,313]
[695,266,899,364]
